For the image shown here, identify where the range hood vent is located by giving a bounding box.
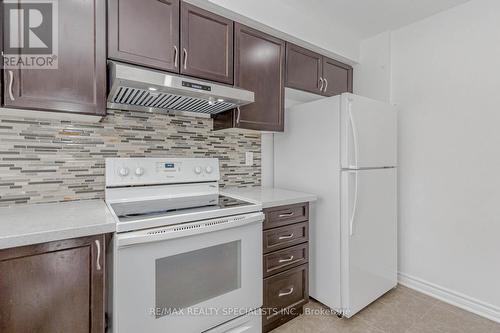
[107,61,254,117]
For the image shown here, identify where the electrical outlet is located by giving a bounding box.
[245,152,254,166]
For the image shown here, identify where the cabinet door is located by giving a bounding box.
[181,2,233,84]
[285,43,323,95]
[234,24,285,132]
[322,56,353,96]
[108,0,180,72]
[0,235,105,333]
[2,0,106,115]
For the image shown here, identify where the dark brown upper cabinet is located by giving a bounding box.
[322,56,353,97]
[285,43,353,97]
[108,0,180,72]
[180,2,234,84]
[213,24,285,132]
[285,44,323,94]
[2,0,106,115]
[0,235,105,333]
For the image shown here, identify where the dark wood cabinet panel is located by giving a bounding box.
[322,56,353,97]
[285,43,323,94]
[0,235,105,333]
[263,202,309,230]
[180,2,233,84]
[263,264,309,332]
[261,203,309,332]
[215,23,285,132]
[263,243,308,278]
[108,0,180,72]
[3,0,106,115]
[285,43,353,97]
[263,222,308,254]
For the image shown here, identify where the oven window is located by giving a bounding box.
[155,241,241,318]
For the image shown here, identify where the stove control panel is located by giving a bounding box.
[105,158,220,187]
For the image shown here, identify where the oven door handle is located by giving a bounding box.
[116,212,264,248]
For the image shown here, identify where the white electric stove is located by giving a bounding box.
[105,157,263,333]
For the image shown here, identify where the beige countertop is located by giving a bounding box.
[0,199,116,250]
[221,187,317,208]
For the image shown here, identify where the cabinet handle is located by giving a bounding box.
[278,255,294,263]
[173,46,178,68]
[95,239,102,271]
[183,48,188,70]
[279,212,294,218]
[278,287,294,297]
[8,70,15,101]
[319,77,324,91]
[236,106,241,124]
[324,78,328,92]
[278,233,294,240]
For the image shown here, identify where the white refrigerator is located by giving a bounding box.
[274,93,397,318]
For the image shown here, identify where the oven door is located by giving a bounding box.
[112,212,263,333]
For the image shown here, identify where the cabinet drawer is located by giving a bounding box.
[263,203,309,230]
[263,264,309,329]
[263,222,308,254]
[263,243,308,278]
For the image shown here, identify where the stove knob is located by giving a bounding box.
[119,167,129,177]
[135,167,145,176]
[205,166,213,174]
[194,166,202,174]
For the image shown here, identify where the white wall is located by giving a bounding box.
[392,0,500,319]
[354,32,392,103]
[205,0,361,62]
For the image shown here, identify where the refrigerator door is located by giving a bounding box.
[340,93,397,169]
[340,168,397,318]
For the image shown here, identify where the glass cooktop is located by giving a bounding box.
[114,195,255,223]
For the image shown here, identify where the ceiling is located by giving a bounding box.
[279,0,472,39]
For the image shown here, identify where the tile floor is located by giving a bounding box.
[271,285,500,333]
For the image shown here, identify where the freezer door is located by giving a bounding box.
[340,168,397,317]
[340,93,397,169]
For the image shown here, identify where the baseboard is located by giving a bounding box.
[398,272,500,324]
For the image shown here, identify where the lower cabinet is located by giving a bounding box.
[262,202,309,333]
[0,235,106,333]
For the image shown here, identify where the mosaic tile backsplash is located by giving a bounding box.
[0,109,261,207]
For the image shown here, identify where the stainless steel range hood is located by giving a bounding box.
[107,61,254,117]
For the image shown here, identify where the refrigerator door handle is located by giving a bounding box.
[348,99,360,169]
[349,171,359,236]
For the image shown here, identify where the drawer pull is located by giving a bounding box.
[183,48,188,70]
[278,287,294,297]
[279,212,294,218]
[95,239,101,271]
[173,45,178,68]
[278,255,294,263]
[8,70,15,101]
[278,233,294,240]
